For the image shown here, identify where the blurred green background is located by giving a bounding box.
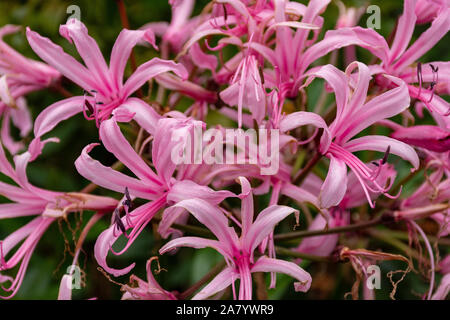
[0,0,448,300]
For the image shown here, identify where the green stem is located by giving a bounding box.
[275,246,334,263]
[292,151,322,186]
[178,260,226,299]
[274,214,387,242]
[368,229,423,262]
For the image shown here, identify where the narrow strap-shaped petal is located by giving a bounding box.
[0,181,43,204]
[173,199,238,251]
[75,143,160,199]
[26,27,99,92]
[33,96,85,141]
[192,267,237,300]
[388,0,418,64]
[122,58,188,99]
[236,177,253,239]
[9,97,32,138]
[393,8,450,71]
[296,213,341,258]
[12,152,60,201]
[244,205,298,255]
[280,183,320,208]
[100,118,162,186]
[0,203,44,219]
[110,28,157,91]
[303,64,348,125]
[343,135,420,170]
[3,217,52,269]
[59,19,112,93]
[390,125,450,153]
[159,236,230,259]
[93,199,165,278]
[189,42,217,72]
[158,206,187,239]
[1,217,42,258]
[300,27,389,75]
[0,141,17,180]
[251,256,312,292]
[93,223,135,278]
[342,62,372,121]
[279,111,331,153]
[113,98,161,135]
[152,118,205,186]
[155,73,217,103]
[167,180,235,203]
[318,154,347,208]
[336,75,410,143]
[292,0,330,71]
[1,112,24,155]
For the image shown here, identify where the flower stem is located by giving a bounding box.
[178,260,226,299]
[292,151,322,186]
[274,246,334,263]
[274,213,389,242]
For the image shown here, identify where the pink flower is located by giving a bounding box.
[143,0,199,54]
[159,177,311,300]
[291,163,395,259]
[390,124,450,153]
[369,0,450,128]
[75,115,234,277]
[0,142,118,299]
[0,25,60,154]
[26,18,188,159]
[400,161,450,236]
[415,0,449,24]
[297,62,419,208]
[121,257,177,300]
[220,53,266,127]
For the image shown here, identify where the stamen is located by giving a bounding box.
[0,241,6,271]
[223,3,228,22]
[123,187,132,210]
[382,145,391,164]
[85,100,94,114]
[417,62,423,99]
[427,64,438,103]
[258,65,265,85]
[113,208,127,237]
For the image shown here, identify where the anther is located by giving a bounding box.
[427,64,439,103]
[223,4,228,22]
[382,145,391,164]
[113,208,127,235]
[85,100,94,114]
[417,62,423,98]
[122,187,133,210]
[258,65,265,85]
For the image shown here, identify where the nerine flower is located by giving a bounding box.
[293,163,396,259]
[75,115,234,277]
[0,142,118,298]
[159,177,311,300]
[0,25,60,154]
[25,18,188,158]
[121,257,177,300]
[368,0,450,128]
[298,62,419,208]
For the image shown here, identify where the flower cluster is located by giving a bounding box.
[0,0,449,300]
